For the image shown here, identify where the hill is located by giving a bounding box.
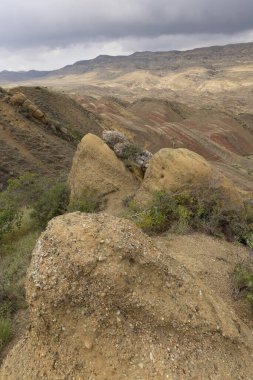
[0,86,102,188]
[1,42,253,114]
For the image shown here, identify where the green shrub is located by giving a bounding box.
[234,263,253,308]
[0,318,13,349]
[127,188,253,243]
[0,208,22,240]
[127,191,192,234]
[0,172,71,230]
[0,172,38,239]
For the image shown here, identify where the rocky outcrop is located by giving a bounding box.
[68,133,139,213]
[1,212,253,379]
[102,130,152,171]
[9,92,45,121]
[135,147,242,204]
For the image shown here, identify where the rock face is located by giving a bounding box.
[135,147,241,204]
[1,212,253,379]
[68,133,139,213]
[102,130,152,171]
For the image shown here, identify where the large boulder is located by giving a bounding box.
[135,148,241,204]
[68,133,139,213]
[1,212,253,379]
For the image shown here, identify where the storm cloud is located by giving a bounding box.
[0,0,253,70]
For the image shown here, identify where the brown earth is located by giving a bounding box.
[1,213,253,380]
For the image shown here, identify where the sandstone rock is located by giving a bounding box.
[23,98,33,108]
[135,147,241,204]
[22,99,45,119]
[9,92,27,106]
[28,105,44,119]
[68,133,139,212]
[1,212,253,379]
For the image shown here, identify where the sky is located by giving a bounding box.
[0,0,253,71]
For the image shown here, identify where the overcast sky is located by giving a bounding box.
[0,0,253,71]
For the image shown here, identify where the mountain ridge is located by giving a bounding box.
[1,42,253,84]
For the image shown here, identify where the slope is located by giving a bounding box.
[0,86,102,188]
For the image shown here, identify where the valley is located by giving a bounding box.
[1,42,253,192]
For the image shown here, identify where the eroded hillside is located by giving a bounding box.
[75,96,253,192]
[1,84,252,193]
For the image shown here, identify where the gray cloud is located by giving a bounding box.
[1,0,253,48]
[0,0,252,70]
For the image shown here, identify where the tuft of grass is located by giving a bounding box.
[0,319,13,349]
[0,229,40,308]
[0,212,39,355]
[68,190,101,214]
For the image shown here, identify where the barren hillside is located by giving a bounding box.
[0,86,102,188]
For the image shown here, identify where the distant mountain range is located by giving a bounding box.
[1,42,253,84]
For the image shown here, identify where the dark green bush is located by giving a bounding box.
[31,182,69,228]
[0,172,105,233]
[0,318,13,349]
[121,143,142,161]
